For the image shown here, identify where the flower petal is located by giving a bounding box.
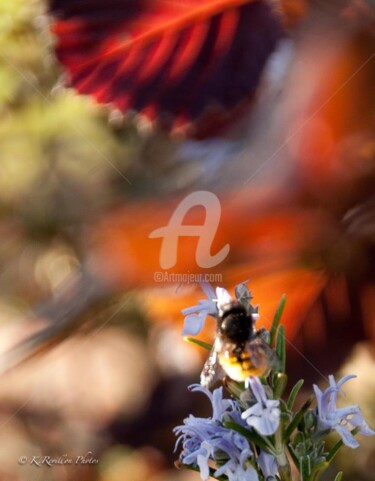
[313,384,323,415]
[181,285,218,335]
[233,465,259,481]
[214,460,234,477]
[359,422,375,437]
[336,374,357,390]
[248,376,268,405]
[334,424,360,449]
[197,452,210,480]
[212,387,232,420]
[201,282,217,302]
[258,451,278,478]
[242,403,264,419]
[350,413,375,436]
[216,287,233,311]
[245,409,280,435]
[182,312,206,336]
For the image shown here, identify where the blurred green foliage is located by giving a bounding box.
[0,0,142,307]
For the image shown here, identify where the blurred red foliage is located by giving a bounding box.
[50,0,283,137]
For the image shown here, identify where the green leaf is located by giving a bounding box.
[273,372,288,399]
[333,472,343,481]
[284,396,314,442]
[304,411,317,431]
[293,430,305,448]
[275,325,286,373]
[287,379,304,410]
[316,441,325,457]
[223,421,274,453]
[269,294,287,346]
[184,337,212,351]
[280,412,292,427]
[326,439,343,463]
[300,455,311,481]
[279,399,289,413]
[287,443,300,468]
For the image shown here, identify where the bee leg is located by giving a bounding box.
[200,349,225,390]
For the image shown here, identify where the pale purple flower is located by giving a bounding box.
[178,427,257,481]
[241,377,281,436]
[258,451,278,480]
[174,384,257,481]
[181,283,217,336]
[313,375,375,448]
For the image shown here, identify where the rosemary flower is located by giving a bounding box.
[313,374,375,448]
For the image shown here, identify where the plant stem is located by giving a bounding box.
[275,426,292,481]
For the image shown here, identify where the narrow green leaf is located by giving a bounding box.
[276,325,286,373]
[284,396,314,442]
[326,439,344,463]
[293,430,305,448]
[280,412,292,427]
[300,455,311,481]
[274,372,288,399]
[316,441,325,457]
[269,294,287,346]
[304,411,317,431]
[223,422,273,453]
[185,337,212,351]
[279,399,289,413]
[287,443,300,468]
[333,472,343,481]
[287,379,304,410]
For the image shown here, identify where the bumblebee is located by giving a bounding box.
[201,285,279,389]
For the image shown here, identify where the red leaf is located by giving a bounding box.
[50,0,283,137]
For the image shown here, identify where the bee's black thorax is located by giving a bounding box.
[219,303,254,345]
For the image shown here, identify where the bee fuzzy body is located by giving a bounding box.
[201,297,278,389]
[218,343,269,382]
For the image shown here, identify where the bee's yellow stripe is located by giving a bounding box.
[218,353,266,382]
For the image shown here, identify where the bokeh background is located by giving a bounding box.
[0,0,374,480]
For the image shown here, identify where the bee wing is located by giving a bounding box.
[200,340,225,390]
[247,337,282,372]
[265,343,282,372]
[235,282,252,309]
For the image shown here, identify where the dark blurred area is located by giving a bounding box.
[0,1,374,480]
